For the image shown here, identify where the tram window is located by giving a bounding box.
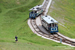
[31,11,36,13]
[42,20,46,23]
[53,24,54,27]
[52,23,54,27]
[51,23,55,27]
[42,20,44,22]
[31,11,33,13]
[35,11,37,13]
[51,23,58,27]
[36,8,39,9]
[55,24,57,26]
[48,24,51,27]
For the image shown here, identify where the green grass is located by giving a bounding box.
[48,0,75,38]
[0,42,75,50]
[0,0,75,50]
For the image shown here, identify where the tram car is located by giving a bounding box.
[29,5,43,19]
[41,15,58,33]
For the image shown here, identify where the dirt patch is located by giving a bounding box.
[16,0,20,5]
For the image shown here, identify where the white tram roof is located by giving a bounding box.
[29,5,42,11]
[42,15,58,24]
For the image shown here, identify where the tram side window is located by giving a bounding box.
[36,8,39,10]
[42,20,46,23]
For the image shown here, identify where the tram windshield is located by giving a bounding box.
[31,11,37,13]
[50,23,57,27]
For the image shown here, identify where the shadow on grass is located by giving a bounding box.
[23,18,29,22]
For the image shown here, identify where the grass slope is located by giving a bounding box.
[48,0,75,38]
[0,42,75,50]
[0,0,75,50]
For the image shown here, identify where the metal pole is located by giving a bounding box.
[60,38,62,43]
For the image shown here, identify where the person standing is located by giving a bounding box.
[15,36,18,42]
